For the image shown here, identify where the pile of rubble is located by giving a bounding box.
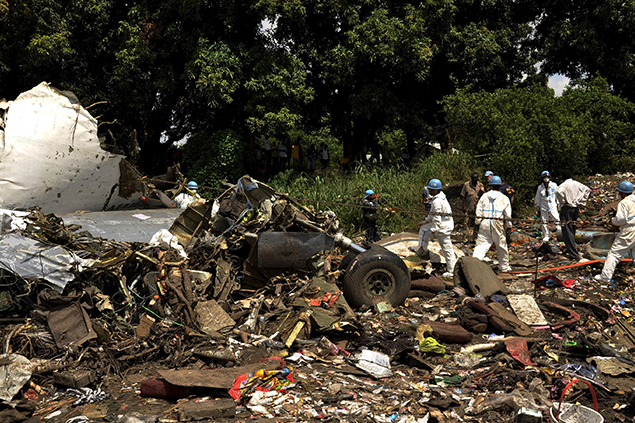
[1,174,634,423]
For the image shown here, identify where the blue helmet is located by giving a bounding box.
[426,179,442,190]
[187,181,198,190]
[485,171,494,177]
[489,176,502,186]
[541,171,550,177]
[617,181,633,194]
[365,189,375,198]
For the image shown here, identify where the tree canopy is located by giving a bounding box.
[444,76,635,201]
[1,0,635,186]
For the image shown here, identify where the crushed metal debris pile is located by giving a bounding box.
[0,174,635,423]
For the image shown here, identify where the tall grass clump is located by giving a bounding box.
[269,151,477,235]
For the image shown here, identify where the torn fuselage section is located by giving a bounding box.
[0,82,145,213]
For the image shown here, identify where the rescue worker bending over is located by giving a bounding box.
[174,181,201,209]
[595,181,635,282]
[534,170,561,242]
[410,179,456,279]
[473,176,512,273]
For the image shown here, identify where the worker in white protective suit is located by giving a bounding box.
[174,181,201,208]
[473,176,513,272]
[409,179,456,278]
[534,170,561,242]
[595,181,635,282]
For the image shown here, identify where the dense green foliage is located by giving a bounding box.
[535,0,635,101]
[182,129,245,192]
[2,0,635,202]
[270,152,477,235]
[444,76,635,203]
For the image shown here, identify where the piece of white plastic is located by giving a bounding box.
[0,353,33,401]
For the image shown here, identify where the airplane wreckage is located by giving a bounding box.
[0,82,149,214]
[0,82,412,313]
[3,84,635,423]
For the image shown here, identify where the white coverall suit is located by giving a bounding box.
[534,180,561,241]
[473,190,512,272]
[599,194,635,281]
[174,192,200,209]
[417,191,457,273]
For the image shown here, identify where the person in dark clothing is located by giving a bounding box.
[556,169,591,261]
[362,190,381,242]
[500,180,515,203]
[307,144,316,171]
[318,143,329,169]
[460,172,485,242]
[497,177,514,244]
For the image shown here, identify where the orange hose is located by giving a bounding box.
[511,258,633,274]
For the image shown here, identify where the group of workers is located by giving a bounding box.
[363,172,518,279]
[362,169,635,283]
[183,170,635,284]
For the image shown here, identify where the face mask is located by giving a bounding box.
[543,177,550,183]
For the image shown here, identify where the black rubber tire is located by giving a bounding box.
[342,245,411,309]
[338,251,357,272]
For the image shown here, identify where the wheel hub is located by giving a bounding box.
[363,268,396,296]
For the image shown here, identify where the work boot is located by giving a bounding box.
[418,249,431,260]
[442,272,453,279]
[408,245,430,260]
[594,274,609,282]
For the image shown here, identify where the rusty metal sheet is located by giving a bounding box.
[213,259,234,301]
[157,361,279,389]
[257,232,334,268]
[169,202,213,249]
[194,299,235,334]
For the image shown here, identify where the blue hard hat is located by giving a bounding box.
[489,176,502,186]
[617,181,633,194]
[485,171,494,177]
[426,179,442,190]
[365,189,375,198]
[187,181,198,190]
[541,171,550,177]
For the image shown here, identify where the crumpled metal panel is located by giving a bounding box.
[0,233,85,293]
[195,299,236,334]
[169,201,215,249]
[257,232,334,268]
[0,82,142,213]
[60,208,183,242]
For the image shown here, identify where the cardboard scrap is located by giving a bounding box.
[507,294,549,326]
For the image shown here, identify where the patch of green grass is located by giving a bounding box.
[269,152,478,236]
